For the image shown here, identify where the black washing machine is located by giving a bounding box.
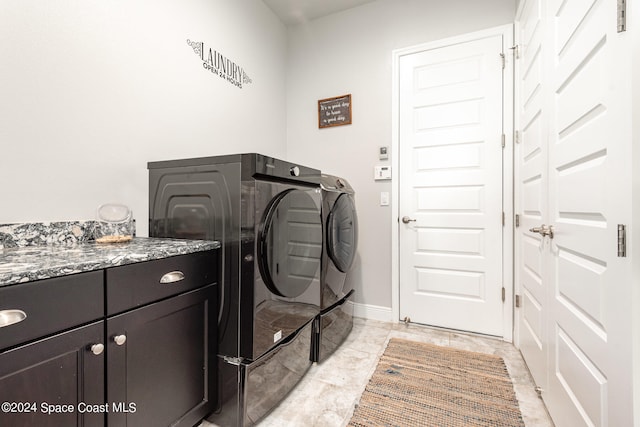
[148,153,322,426]
[312,174,358,363]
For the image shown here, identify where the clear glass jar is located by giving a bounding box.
[95,203,134,243]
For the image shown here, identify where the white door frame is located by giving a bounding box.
[391,24,514,341]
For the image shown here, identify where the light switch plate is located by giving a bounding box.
[380,192,390,206]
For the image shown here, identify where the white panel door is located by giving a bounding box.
[515,0,549,394]
[398,31,506,336]
[515,0,633,425]
[546,0,632,425]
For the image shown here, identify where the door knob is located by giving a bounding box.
[529,224,554,239]
[402,216,417,224]
[545,225,554,239]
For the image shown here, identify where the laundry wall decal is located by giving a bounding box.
[187,39,252,89]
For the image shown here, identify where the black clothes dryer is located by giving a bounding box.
[312,174,358,363]
[148,154,322,426]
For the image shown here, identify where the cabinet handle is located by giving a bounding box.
[113,335,127,346]
[0,309,27,328]
[90,343,104,355]
[159,271,185,284]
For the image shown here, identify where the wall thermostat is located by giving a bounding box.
[374,165,392,180]
[379,146,389,160]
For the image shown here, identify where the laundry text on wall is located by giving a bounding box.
[187,39,252,89]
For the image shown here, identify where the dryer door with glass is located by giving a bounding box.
[259,188,322,298]
[251,187,322,360]
[327,193,358,273]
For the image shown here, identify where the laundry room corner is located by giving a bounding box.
[284,0,516,319]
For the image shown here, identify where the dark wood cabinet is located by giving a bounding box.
[104,249,218,427]
[0,248,218,427]
[0,271,105,427]
[0,322,105,427]
[106,285,216,427]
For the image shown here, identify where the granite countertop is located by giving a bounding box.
[0,237,220,287]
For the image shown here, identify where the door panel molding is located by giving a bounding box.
[514,0,633,425]
[391,24,514,341]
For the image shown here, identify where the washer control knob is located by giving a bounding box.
[290,166,300,177]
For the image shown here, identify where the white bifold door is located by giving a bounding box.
[516,0,633,426]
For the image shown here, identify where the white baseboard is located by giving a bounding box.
[352,302,394,323]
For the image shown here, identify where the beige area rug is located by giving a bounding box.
[349,338,525,427]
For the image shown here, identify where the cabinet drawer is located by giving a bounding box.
[106,250,218,315]
[0,271,103,351]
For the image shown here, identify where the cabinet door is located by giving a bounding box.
[107,285,216,427]
[0,322,105,427]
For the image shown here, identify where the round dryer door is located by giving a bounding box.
[258,189,322,298]
[328,193,358,273]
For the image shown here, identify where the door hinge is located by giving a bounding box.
[501,287,506,302]
[515,294,521,308]
[535,386,543,398]
[502,212,506,226]
[500,52,506,69]
[510,45,520,59]
[515,130,520,144]
[501,133,506,148]
[618,0,627,32]
[515,214,520,227]
[618,224,627,257]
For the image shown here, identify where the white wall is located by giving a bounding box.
[0,0,287,236]
[285,0,516,310]
[0,0,517,312]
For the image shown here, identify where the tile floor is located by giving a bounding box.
[203,318,555,427]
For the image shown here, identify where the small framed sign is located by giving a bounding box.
[318,94,352,128]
